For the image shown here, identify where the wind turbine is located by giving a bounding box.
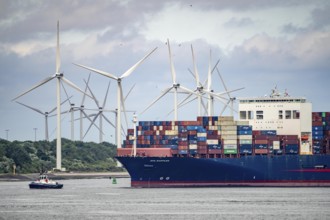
[12,21,91,170]
[141,39,196,120]
[15,96,71,141]
[74,47,157,149]
[216,66,244,116]
[84,81,115,143]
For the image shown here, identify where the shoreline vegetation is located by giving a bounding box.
[0,138,126,176]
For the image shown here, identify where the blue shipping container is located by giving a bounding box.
[312,126,323,131]
[237,125,252,131]
[238,130,252,135]
[254,144,268,149]
[312,130,324,136]
[207,145,221,150]
[260,130,277,136]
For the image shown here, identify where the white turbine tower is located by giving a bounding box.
[74,47,157,149]
[141,39,196,120]
[12,21,91,170]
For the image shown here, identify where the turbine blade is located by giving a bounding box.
[81,73,91,106]
[61,77,93,99]
[120,47,158,79]
[60,80,72,106]
[167,39,176,84]
[140,87,173,115]
[102,81,111,109]
[84,79,99,107]
[124,83,135,102]
[49,95,73,114]
[74,63,118,81]
[56,21,61,73]
[83,113,100,139]
[219,100,229,116]
[207,50,212,90]
[191,45,200,87]
[15,101,44,115]
[178,85,197,95]
[216,66,231,98]
[102,114,116,129]
[12,76,55,101]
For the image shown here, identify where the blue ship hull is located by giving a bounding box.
[116,155,330,187]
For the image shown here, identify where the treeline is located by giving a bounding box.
[0,138,123,174]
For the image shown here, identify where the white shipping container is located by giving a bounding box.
[218,116,234,121]
[207,139,218,145]
[221,130,237,135]
[197,132,207,137]
[222,135,238,140]
[208,126,218,130]
[156,130,160,135]
[223,139,238,145]
[172,126,178,131]
[236,121,250,126]
[165,130,178,135]
[189,144,198,149]
[273,141,280,150]
[238,135,253,140]
[219,121,237,126]
[220,125,237,131]
[138,131,142,135]
[223,144,237,149]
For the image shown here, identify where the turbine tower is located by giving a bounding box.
[12,21,91,170]
[74,47,157,149]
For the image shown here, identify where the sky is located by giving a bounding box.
[0,0,329,144]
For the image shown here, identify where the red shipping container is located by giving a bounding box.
[189,130,197,135]
[312,121,323,126]
[208,149,222,154]
[254,135,269,140]
[284,140,299,144]
[178,145,188,150]
[197,145,207,150]
[178,141,188,146]
[197,149,208,154]
[255,149,268,154]
[254,140,268,144]
[282,135,298,140]
[253,131,262,135]
[207,134,218,139]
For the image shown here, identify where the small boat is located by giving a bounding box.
[29,174,63,189]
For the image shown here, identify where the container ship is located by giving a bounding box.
[116,92,330,187]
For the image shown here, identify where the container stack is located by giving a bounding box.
[120,112,330,157]
[282,135,300,155]
[237,123,253,155]
[197,116,222,157]
[219,116,238,156]
[312,112,330,154]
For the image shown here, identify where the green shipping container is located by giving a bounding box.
[322,112,326,117]
[224,149,238,154]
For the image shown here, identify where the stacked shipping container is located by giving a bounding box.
[119,112,330,157]
[312,112,330,154]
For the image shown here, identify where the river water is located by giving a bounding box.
[0,178,329,220]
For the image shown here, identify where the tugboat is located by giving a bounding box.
[29,174,63,189]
